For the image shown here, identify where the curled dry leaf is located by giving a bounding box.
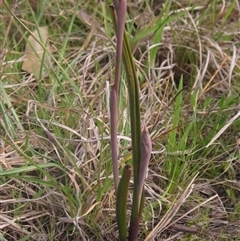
[22,26,52,79]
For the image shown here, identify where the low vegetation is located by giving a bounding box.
[0,0,240,240]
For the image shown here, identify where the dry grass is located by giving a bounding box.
[1,0,240,240]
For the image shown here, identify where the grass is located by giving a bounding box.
[1,0,240,240]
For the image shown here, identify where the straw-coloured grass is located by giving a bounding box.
[1,0,240,240]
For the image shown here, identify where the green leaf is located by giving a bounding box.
[116,165,132,241]
[0,162,63,176]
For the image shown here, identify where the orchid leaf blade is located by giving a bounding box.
[116,165,132,241]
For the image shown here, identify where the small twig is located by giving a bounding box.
[171,223,199,234]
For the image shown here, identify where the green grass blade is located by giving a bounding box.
[0,162,63,176]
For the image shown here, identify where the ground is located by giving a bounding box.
[0,0,240,240]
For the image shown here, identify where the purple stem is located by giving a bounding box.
[138,127,152,208]
[113,0,126,92]
[110,0,127,194]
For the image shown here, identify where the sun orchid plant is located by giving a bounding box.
[109,1,152,240]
